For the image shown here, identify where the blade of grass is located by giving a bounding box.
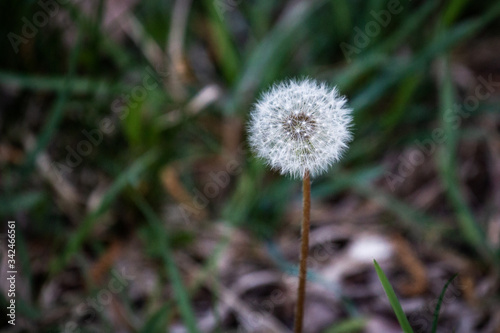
[373,260,414,333]
[51,149,159,273]
[352,5,500,112]
[361,0,387,45]
[202,0,241,84]
[316,168,450,238]
[325,317,367,333]
[245,0,276,36]
[132,193,200,333]
[333,0,437,91]
[431,274,458,333]
[442,0,468,26]
[372,0,438,55]
[21,26,83,176]
[137,222,231,325]
[0,191,44,215]
[140,304,170,333]
[380,74,422,131]
[227,0,328,114]
[330,0,352,40]
[438,58,492,260]
[0,72,124,94]
[62,0,135,69]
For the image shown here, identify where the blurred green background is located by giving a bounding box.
[1,0,500,332]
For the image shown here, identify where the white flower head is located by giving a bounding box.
[248,79,352,178]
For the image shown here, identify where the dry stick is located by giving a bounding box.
[294,169,311,333]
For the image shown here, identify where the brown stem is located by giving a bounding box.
[294,169,311,333]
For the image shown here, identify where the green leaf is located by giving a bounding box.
[373,260,414,333]
[431,274,458,333]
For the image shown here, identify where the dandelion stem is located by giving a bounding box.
[294,169,311,333]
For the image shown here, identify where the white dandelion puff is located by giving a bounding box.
[248,78,353,178]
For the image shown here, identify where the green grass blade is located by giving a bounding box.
[333,0,436,91]
[431,274,458,333]
[21,25,83,176]
[442,0,468,26]
[133,193,200,333]
[52,149,159,273]
[325,317,366,333]
[0,191,44,215]
[373,260,414,333]
[373,0,438,55]
[140,304,170,333]
[202,0,241,84]
[0,72,123,94]
[352,6,500,113]
[319,168,449,239]
[380,74,422,131]
[438,58,492,260]
[330,0,352,40]
[227,0,327,113]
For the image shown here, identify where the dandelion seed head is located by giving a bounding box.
[248,79,353,178]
